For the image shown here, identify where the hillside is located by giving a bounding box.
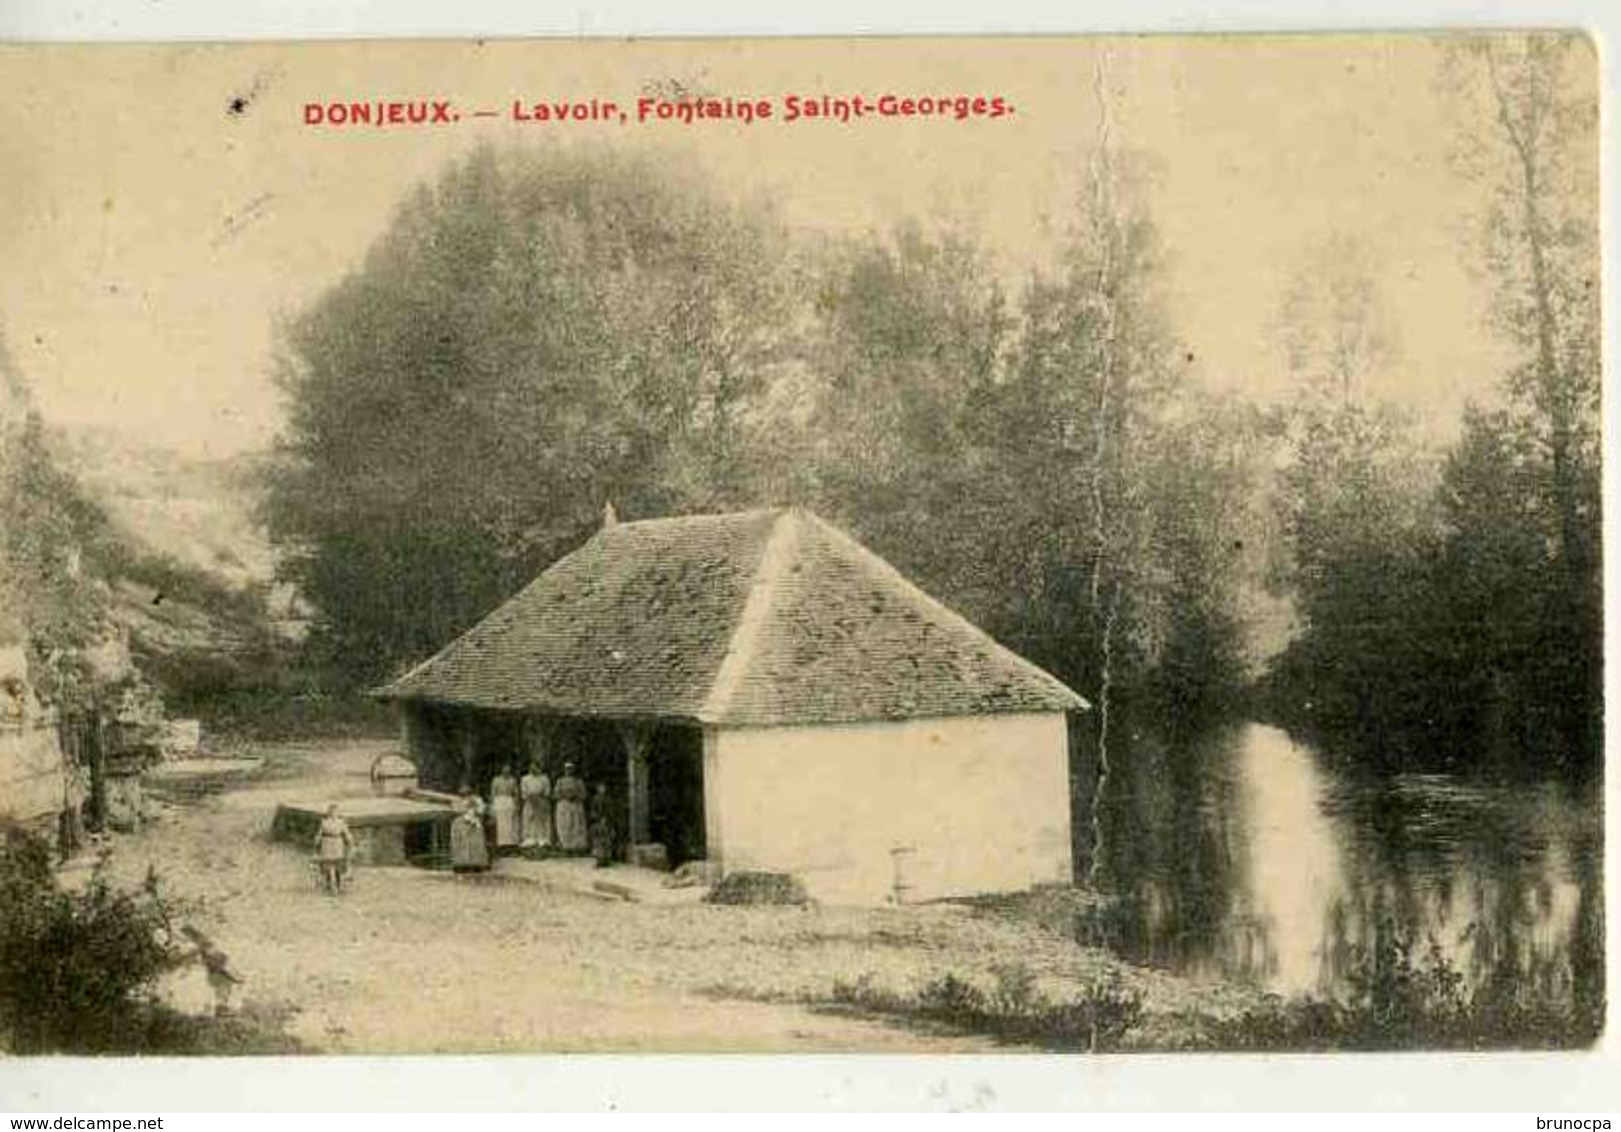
[41,426,301,714]
[48,427,280,593]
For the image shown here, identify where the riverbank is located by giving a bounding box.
[93,735,1274,1053]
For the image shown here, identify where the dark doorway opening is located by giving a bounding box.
[649,725,705,866]
[544,718,630,852]
[471,711,525,786]
[559,719,628,797]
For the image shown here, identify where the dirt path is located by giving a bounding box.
[109,738,1002,1053]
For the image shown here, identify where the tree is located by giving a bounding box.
[0,338,115,712]
[796,221,1014,628]
[1263,36,1601,775]
[1274,234,1396,406]
[793,62,1190,745]
[1268,398,1448,754]
[0,329,30,646]
[1135,395,1262,727]
[1442,34,1601,764]
[1433,407,1571,764]
[266,144,796,686]
[1263,238,1450,758]
[797,190,1254,728]
[991,151,1178,707]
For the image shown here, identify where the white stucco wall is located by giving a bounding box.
[704,712,1073,905]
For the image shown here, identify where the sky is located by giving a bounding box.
[0,35,1559,458]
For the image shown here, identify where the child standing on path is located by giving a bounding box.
[313,802,354,894]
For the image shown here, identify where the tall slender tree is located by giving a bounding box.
[1442,34,1601,763]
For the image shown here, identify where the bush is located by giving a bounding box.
[916,972,986,1022]
[179,684,394,743]
[131,998,304,1055]
[1034,971,1146,1049]
[0,825,182,1052]
[0,823,298,1054]
[827,963,1145,1051]
[987,960,1040,1017]
[1162,918,1603,1051]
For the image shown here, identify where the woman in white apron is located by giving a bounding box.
[489,766,520,854]
[450,793,490,873]
[519,760,553,852]
[553,762,589,854]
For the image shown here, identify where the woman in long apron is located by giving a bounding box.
[553,762,589,854]
[490,766,520,855]
[519,760,553,852]
[450,793,490,873]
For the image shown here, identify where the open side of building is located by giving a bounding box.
[376,507,1086,904]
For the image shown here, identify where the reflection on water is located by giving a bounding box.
[1238,727,1345,992]
[1080,722,1603,1011]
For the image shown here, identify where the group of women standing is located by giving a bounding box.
[449,760,603,874]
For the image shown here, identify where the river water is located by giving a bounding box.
[1081,722,1604,1009]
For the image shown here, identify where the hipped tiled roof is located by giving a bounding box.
[378,508,1087,726]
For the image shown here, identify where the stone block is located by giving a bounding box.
[626,841,669,871]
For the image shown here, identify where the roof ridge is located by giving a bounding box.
[376,504,1086,722]
[617,506,785,530]
[800,512,1089,711]
[698,509,801,722]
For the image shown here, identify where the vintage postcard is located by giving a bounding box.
[0,32,1605,1059]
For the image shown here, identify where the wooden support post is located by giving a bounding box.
[460,718,477,790]
[419,708,457,792]
[525,716,555,772]
[400,706,426,775]
[622,724,652,848]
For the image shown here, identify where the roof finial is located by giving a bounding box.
[603,501,618,530]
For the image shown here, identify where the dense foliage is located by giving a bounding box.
[0,392,289,719]
[264,39,1596,781]
[265,143,1256,731]
[1261,37,1601,774]
[0,403,111,710]
[266,146,799,686]
[0,824,299,1054]
[0,824,178,1052]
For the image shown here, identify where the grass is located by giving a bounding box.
[822,964,1145,1051]
[708,896,1603,1053]
[1149,926,1605,1052]
[85,998,305,1056]
[1150,989,1600,1052]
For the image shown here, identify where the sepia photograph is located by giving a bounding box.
[0,30,1605,1064]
